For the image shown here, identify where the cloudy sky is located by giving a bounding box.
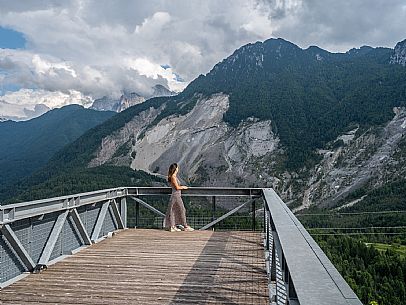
[0,0,405,110]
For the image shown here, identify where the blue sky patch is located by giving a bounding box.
[0,27,26,49]
[0,83,23,96]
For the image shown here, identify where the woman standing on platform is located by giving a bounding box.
[164,163,194,232]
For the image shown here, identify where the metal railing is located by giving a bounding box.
[263,189,362,305]
[126,187,262,231]
[0,188,127,287]
[0,187,362,305]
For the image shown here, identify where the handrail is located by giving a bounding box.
[0,187,127,224]
[126,186,263,197]
[262,188,362,305]
[0,187,127,209]
[0,187,262,224]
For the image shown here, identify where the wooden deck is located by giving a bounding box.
[0,229,269,305]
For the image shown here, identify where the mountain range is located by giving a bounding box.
[90,84,175,112]
[0,104,114,188]
[0,84,175,121]
[0,100,50,121]
[1,38,406,215]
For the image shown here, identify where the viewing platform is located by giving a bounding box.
[0,187,363,304]
[1,229,268,304]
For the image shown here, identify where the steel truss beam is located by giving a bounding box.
[110,199,124,230]
[130,196,165,217]
[120,197,127,228]
[70,208,91,245]
[91,201,111,243]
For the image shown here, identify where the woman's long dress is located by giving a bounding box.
[163,178,187,229]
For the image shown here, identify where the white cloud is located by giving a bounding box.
[0,88,93,120]
[0,0,279,102]
[241,12,273,37]
[126,57,185,92]
[32,55,77,78]
[1,88,92,109]
[135,11,171,35]
[0,0,405,109]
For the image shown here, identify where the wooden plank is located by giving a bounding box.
[0,229,268,305]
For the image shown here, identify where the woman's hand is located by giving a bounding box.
[182,186,188,190]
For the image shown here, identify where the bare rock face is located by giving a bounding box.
[116,93,145,112]
[152,84,175,97]
[292,107,406,212]
[88,105,164,167]
[88,89,406,212]
[91,93,146,112]
[390,39,406,66]
[89,93,281,187]
[90,96,118,112]
[131,94,230,177]
[132,94,281,187]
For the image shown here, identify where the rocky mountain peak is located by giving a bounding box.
[91,85,175,113]
[90,96,118,112]
[346,45,374,57]
[152,84,175,97]
[390,39,406,66]
[116,92,146,112]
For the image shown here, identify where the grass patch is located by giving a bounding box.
[365,242,406,258]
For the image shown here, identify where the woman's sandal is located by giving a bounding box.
[184,226,194,232]
[170,226,182,232]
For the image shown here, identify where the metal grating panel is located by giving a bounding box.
[77,205,87,228]
[63,215,83,254]
[30,212,60,263]
[49,214,84,261]
[100,207,117,238]
[12,219,31,260]
[87,203,102,237]
[0,232,27,284]
[50,230,62,261]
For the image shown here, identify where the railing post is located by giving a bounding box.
[252,199,256,231]
[212,196,216,231]
[135,197,140,228]
[264,205,270,251]
[263,203,266,235]
[271,239,276,282]
[120,197,127,229]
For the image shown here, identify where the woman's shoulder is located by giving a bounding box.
[169,175,177,185]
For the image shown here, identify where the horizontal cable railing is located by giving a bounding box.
[0,187,363,304]
[128,193,262,231]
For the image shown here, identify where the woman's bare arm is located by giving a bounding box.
[171,176,188,190]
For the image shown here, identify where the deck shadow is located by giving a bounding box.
[170,231,233,304]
